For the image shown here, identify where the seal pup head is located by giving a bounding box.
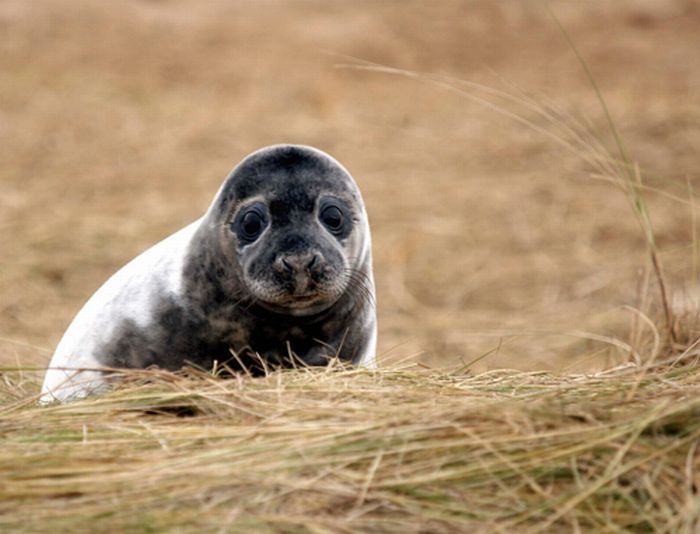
[204,144,372,318]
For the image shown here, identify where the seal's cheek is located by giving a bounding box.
[241,244,277,285]
[315,241,346,280]
[340,228,366,265]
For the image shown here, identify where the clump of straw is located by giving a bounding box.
[2,354,699,532]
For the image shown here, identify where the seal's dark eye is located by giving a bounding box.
[233,204,268,244]
[241,211,263,237]
[320,205,343,232]
[241,211,264,239]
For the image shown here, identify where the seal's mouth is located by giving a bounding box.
[269,269,340,309]
[245,278,346,316]
[257,294,334,316]
[291,292,317,301]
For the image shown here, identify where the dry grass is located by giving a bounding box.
[2,1,700,531]
[2,356,699,532]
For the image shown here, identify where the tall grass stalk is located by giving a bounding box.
[339,11,685,351]
[548,10,677,348]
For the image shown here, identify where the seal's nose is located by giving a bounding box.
[275,252,322,276]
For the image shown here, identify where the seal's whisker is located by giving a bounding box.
[342,268,376,309]
[345,279,373,310]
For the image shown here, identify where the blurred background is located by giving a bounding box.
[1,0,699,373]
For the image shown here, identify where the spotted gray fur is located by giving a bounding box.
[42,145,376,400]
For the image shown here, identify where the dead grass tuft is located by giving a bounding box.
[2,355,699,532]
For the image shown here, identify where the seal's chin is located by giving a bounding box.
[256,294,336,317]
[282,294,331,314]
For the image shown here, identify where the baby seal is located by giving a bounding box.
[41,145,376,402]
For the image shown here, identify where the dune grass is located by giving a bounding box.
[2,354,699,532]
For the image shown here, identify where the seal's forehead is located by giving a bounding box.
[207,145,363,222]
[230,145,356,200]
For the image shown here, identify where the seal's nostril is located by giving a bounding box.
[281,258,294,273]
[306,254,318,270]
[278,253,321,275]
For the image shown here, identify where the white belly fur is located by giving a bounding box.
[40,220,200,402]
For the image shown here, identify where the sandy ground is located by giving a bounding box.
[1,0,699,372]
